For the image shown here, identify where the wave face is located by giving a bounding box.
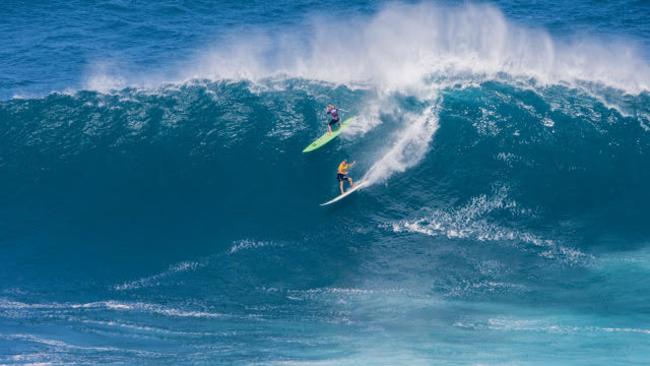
[2,1,650,365]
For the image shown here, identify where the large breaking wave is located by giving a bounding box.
[2,2,650,365]
[77,3,650,185]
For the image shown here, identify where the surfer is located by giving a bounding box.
[337,159,355,194]
[326,104,340,133]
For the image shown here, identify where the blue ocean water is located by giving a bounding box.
[2,1,650,364]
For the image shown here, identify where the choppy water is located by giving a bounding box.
[2,1,650,365]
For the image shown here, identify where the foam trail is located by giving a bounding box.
[114,260,202,291]
[229,239,278,254]
[363,105,440,184]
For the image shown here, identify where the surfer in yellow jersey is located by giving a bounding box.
[337,159,355,194]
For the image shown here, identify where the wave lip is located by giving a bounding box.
[81,3,650,96]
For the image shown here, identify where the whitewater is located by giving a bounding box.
[1,1,650,365]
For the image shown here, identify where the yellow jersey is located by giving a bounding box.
[338,162,350,174]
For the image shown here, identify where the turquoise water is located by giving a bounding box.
[1,1,650,365]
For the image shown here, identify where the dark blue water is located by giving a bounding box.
[2,1,650,365]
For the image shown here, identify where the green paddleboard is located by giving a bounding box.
[302,116,357,153]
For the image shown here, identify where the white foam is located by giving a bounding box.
[446,281,527,298]
[71,300,225,318]
[456,317,650,336]
[85,3,650,95]
[114,260,202,291]
[0,298,68,310]
[2,333,120,352]
[390,187,591,264]
[362,104,441,184]
[0,298,224,319]
[2,333,164,360]
[229,239,278,254]
[83,61,128,93]
[78,318,234,337]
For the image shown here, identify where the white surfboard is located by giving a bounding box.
[320,180,367,206]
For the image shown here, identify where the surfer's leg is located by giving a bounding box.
[339,181,345,194]
[328,119,338,134]
[349,178,354,188]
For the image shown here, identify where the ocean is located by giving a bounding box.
[1,1,650,364]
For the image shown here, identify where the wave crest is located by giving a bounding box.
[88,3,650,95]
